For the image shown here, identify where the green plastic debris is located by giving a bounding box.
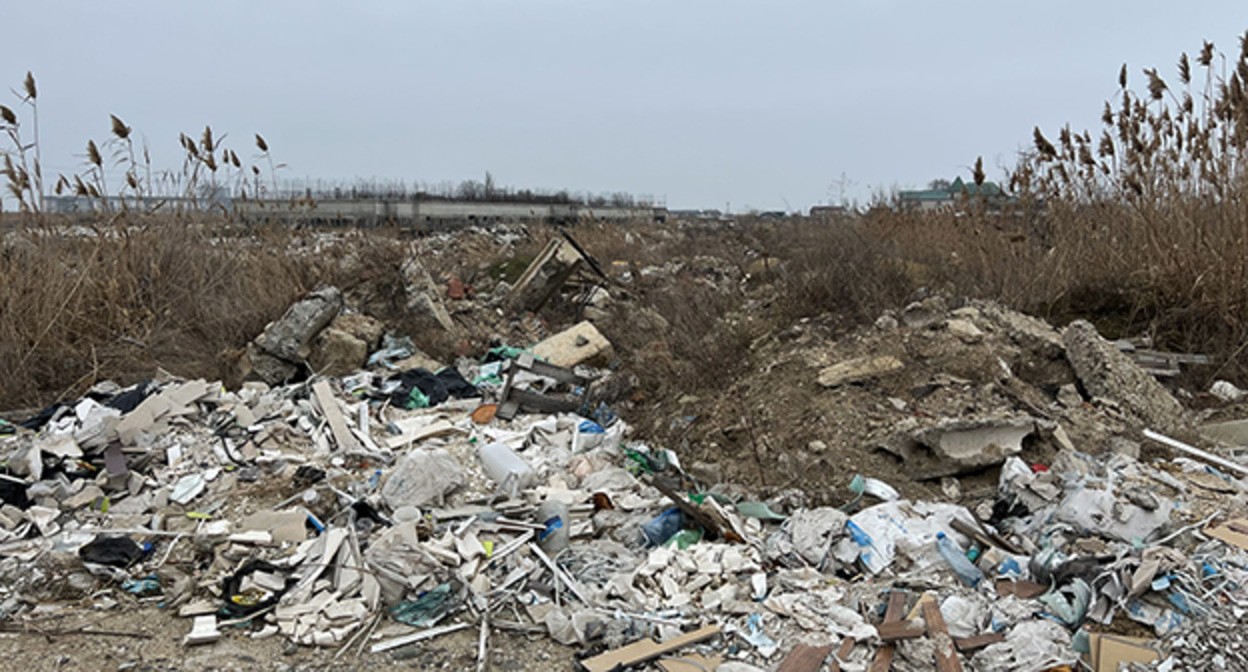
[624,450,654,475]
[848,474,867,495]
[484,346,527,361]
[390,583,455,628]
[405,387,430,410]
[665,529,703,550]
[688,493,707,505]
[735,501,787,521]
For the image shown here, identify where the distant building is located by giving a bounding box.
[809,204,849,219]
[898,177,1012,212]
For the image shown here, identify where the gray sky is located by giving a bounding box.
[5,1,1248,210]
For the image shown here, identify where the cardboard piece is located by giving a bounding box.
[580,625,721,672]
[242,509,308,544]
[1205,518,1248,551]
[1087,633,1162,671]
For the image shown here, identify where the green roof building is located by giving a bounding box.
[898,177,1011,212]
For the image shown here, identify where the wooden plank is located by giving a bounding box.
[877,621,926,642]
[579,625,721,672]
[828,638,856,672]
[995,579,1048,599]
[869,591,909,672]
[777,644,833,672]
[312,380,362,453]
[922,600,964,672]
[868,647,895,672]
[953,633,1005,653]
[949,518,1023,555]
[883,591,908,622]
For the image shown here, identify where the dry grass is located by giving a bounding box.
[0,219,415,410]
[10,33,1248,411]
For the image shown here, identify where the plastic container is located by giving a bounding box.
[936,531,985,588]
[641,508,684,547]
[477,442,536,498]
[536,499,570,554]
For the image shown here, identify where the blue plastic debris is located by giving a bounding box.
[121,575,161,596]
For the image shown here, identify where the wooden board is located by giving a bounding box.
[995,579,1048,599]
[877,621,926,642]
[869,591,909,672]
[922,600,964,672]
[827,638,856,672]
[580,625,720,672]
[953,633,1005,652]
[777,644,833,672]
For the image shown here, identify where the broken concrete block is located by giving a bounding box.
[62,484,104,510]
[1062,320,1185,429]
[885,416,1036,480]
[532,321,614,368]
[408,291,458,334]
[307,328,368,377]
[901,295,947,328]
[244,343,301,386]
[817,355,904,388]
[37,435,83,459]
[946,318,984,343]
[981,303,1065,357]
[331,313,384,350]
[381,449,467,509]
[254,286,343,362]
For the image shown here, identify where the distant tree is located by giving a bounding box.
[456,179,484,200]
[928,178,953,190]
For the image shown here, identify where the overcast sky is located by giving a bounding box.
[4,2,1248,211]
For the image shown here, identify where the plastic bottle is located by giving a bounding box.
[477,442,536,498]
[935,532,985,588]
[536,499,570,554]
[641,508,684,547]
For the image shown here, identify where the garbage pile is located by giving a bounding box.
[5,275,1248,671]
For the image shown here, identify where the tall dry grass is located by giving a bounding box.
[0,222,318,409]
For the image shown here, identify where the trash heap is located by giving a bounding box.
[4,282,1248,671]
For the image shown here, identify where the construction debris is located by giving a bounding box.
[8,269,1248,671]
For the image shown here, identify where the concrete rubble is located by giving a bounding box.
[6,275,1248,671]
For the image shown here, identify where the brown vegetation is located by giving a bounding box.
[7,34,1248,413]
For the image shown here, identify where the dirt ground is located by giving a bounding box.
[0,606,575,671]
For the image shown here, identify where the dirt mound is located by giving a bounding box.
[661,297,1161,504]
